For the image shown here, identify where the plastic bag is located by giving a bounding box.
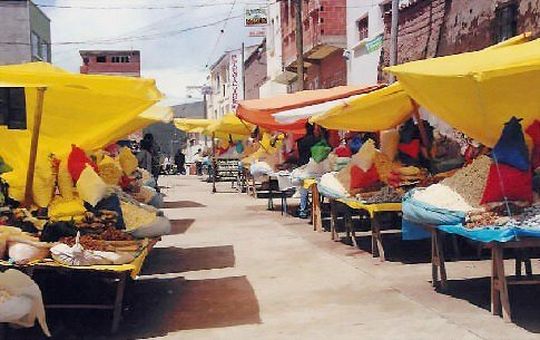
[76,165,108,207]
[318,173,349,199]
[351,139,376,171]
[250,161,274,178]
[310,140,331,163]
[481,163,533,204]
[492,116,530,171]
[335,145,352,157]
[119,147,138,175]
[68,145,97,182]
[380,129,399,161]
[0,269,51,337]
[48,196,86,221]
[350,165,379,191]
[348,136,363,154]
[98,155,123,185]
[32,162,55,208]
[335,163,352,192]
[8,242,50,264]
[57,159,74,200]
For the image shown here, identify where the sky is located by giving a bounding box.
[37,0,266,105]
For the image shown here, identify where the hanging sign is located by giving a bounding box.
[229,51,244,110]
[245,7,268,27]
[365,34,384,53]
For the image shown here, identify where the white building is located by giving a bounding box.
[259,1,289,98]
[346,0,387,86]
[207,48,244,120]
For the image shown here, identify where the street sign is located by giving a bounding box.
[245,7,268,27]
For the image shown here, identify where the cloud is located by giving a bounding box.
[41,0,264,104]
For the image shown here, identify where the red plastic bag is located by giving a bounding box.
[335,145,352,157]
[67,145,97,182]
[480,163,533,204]
[526,120,540,169]
[398,139,420,159]
[350,165,379,191]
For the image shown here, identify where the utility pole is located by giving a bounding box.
[389,0,399,83]
[294,0,304,91]
[241,42,246,100]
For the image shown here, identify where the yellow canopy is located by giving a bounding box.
[0,62,163,202]
[386,37,540,147]
[310,83,414,131]
[174,118,215,133]
[206,113,254,136]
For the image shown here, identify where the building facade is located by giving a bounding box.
[79,50,141,77]
[280,0,348,91]
[244,40,268,100]
[378,0,540,81]
[259,1,289,98]
[346,0,386,86]
[0,0,51,65]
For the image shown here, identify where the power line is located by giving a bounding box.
[204,0,239,68]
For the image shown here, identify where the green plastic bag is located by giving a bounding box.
[310,140,331,163]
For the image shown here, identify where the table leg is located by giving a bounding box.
[491,246,511,322]
[312,186,322,232]
[346,213,357,248]
[111,272,127,334]
[431,229,448,290]
[268,185,274,210]
[371,216,385,262]
[330,201,338,241]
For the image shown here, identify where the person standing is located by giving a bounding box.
[296,123,321,219]
[174,149,186,175]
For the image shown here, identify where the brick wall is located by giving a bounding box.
[379,0,540,81]
[80,51,141,76]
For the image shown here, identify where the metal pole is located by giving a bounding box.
[203,92,208,147]
[24,87,47,207]
[294,0,304,91]
[241,42,246,100]
[212,132,217,193]
[389,0,399,83]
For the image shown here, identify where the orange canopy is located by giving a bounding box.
[236,85,383,133]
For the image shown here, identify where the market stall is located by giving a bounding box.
[0,62,172,334]
[384,35,540,321]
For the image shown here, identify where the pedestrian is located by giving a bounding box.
[141,133,161,181]
[174,149,186,175]
[194,148,203,176]
[296,123,321,219]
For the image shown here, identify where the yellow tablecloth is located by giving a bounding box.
[336,198,402,218]
[0,239,152,280]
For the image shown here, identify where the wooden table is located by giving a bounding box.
[423,225,539,322]
[331,199,402,262]
[0,238,159,333]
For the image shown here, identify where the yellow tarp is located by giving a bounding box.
[0,62,163,202]
[336,198,402,218]
[386,37,540,147]
[206,113,254,136]
[310,83,414,131]
[174,118,215,133]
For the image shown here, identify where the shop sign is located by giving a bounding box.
[229,52,243,110]
[365,34,383,53]
[245,7,268,27]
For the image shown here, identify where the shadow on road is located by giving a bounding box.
[162,201,207,208]
[169,219,195,235]
[141,245,235,275]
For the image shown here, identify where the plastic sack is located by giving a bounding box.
[335,145,352,157]
[318,173,349,199]
[380,129,399,161]
[304,158,329,178]
[98,155,123,185]
[8,242,50,264]
[348,136,363,154]
[119,147,138,175]
[250,161,274,178]
[76,165,108,207]
[402,190,465,226]
[335,163,352,192]
[492,116,530,171]
[48,196,86,221]
[32,162,55,208]
[373,152,393,184]
[334,157,351,172]
[129,216,171,238]
[310,140,331,163]
[236,141,245,154]
[350,165,379,191]
[57,159,74,200]
[481,163,533,204]
[0,269,51,337]
[526,120,540,169]
[351,139,376,172]
[68,145,97,182]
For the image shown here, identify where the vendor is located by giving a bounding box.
[296,123,322,219]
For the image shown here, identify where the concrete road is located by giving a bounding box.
[10,175,540,339]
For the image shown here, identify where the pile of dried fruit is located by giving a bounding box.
[465,211,508,229]
[75,210,118,232]
[364,186,404,204]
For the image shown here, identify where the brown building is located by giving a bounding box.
[79,50,141,77]
[280,0,348,91]
[379,0,540,81]
[244,40,268,100]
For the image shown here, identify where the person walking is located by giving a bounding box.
[174,149,186,175]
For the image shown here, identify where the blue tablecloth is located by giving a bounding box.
[438,224,540,243]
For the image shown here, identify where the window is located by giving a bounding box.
[82,57,89,65]
[31,32,40,59]
[96,56,107,63]
[111,56,130,63]
[357,17,369,41]
[40,42,49,62]
[0,88,27,130]
[494,2,517,43]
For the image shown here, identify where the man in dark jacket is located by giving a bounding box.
[174,149,186,175]
[296,123,321,219]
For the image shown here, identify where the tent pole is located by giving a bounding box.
[212,132,217,193]
[24,87,47,207]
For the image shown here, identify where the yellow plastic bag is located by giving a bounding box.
[32,161,55,208]
[57,159,74,200]
[98,155,123,185]
[119,147,138,175]
[48,196,86,221]
[76,165,107,207]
